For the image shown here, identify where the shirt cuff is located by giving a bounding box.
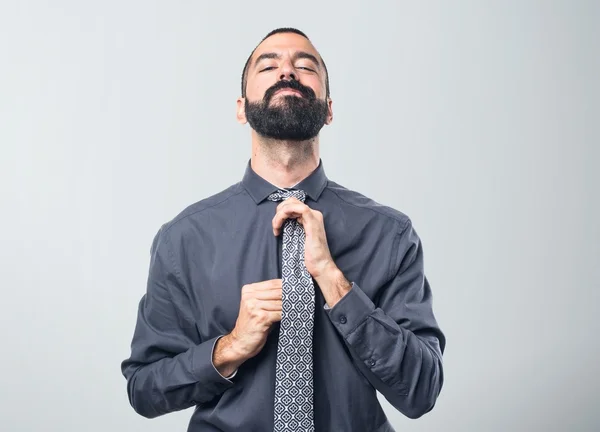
[190,334,237,388]
[324,281,376,338]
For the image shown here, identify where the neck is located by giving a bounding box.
[250,130,320,189]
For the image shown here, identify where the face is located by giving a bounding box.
[237,32,333,140]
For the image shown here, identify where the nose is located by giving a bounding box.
[280,72,297,81]
[279,59,297,82]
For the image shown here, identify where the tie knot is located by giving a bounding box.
[267,188,306,203]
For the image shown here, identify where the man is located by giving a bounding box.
[121,27,446,432]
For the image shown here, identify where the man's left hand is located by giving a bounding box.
[271,197,336,280]
[272,196,353,308]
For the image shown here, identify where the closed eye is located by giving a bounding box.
[260,66,314,72]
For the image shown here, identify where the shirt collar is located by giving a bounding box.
[241,158,329,204]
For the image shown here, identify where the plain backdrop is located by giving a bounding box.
[1,1,598,431]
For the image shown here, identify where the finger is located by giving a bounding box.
[257,299,282,311]
[267,311,282,323]
[257,279,282,288]
[252,288,282,300]
[273,207,318,236]
[277,197,301,211]
[243,279,282,293]
[272,203,309,235]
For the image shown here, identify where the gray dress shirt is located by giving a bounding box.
[121,158,446,432]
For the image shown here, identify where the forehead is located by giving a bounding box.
[251,32,321,65]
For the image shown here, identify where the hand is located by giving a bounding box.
[229,279,283,360]
[272,197,336,279]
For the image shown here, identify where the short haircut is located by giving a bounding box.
[240,27,330,99]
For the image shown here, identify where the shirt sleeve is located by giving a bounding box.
[324,218,446,419]
[121,225,235,419]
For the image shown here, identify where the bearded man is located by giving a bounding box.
[121,27,446,432]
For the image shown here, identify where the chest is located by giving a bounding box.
[182,206,379,340]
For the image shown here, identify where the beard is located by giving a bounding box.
[244,79,329,141]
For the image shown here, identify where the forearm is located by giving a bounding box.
[122,225,243,419]
[123,335,235,419]
[344,302,443,418]
[326,282,444,419]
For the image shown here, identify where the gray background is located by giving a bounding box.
[1,1,598,431]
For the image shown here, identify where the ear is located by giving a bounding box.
[325,97,333,125]
[236,97,247,124]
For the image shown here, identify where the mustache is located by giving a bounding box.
[263,80,316,103]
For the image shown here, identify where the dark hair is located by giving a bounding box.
[240,27,330,99]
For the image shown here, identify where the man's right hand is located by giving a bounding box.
[213,279,282,376]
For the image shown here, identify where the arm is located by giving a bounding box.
[120,225,239,419]
[323,219,446,419]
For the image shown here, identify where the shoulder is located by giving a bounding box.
[154,182,246,242]
[324,179,412,232]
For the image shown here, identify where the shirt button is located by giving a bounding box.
[368,359,376,367]
[339,315,347,324]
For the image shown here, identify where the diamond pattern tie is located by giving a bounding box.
[267,188,315,432]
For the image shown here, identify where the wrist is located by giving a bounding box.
[314,263,344,288]
[225,332,251,361]
[213,334,247,376]
[313,260,338,282]
[314,265,352,308]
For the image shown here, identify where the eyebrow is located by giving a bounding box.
[253,51,321,70]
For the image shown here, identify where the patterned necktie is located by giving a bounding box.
[267,188,315,432]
